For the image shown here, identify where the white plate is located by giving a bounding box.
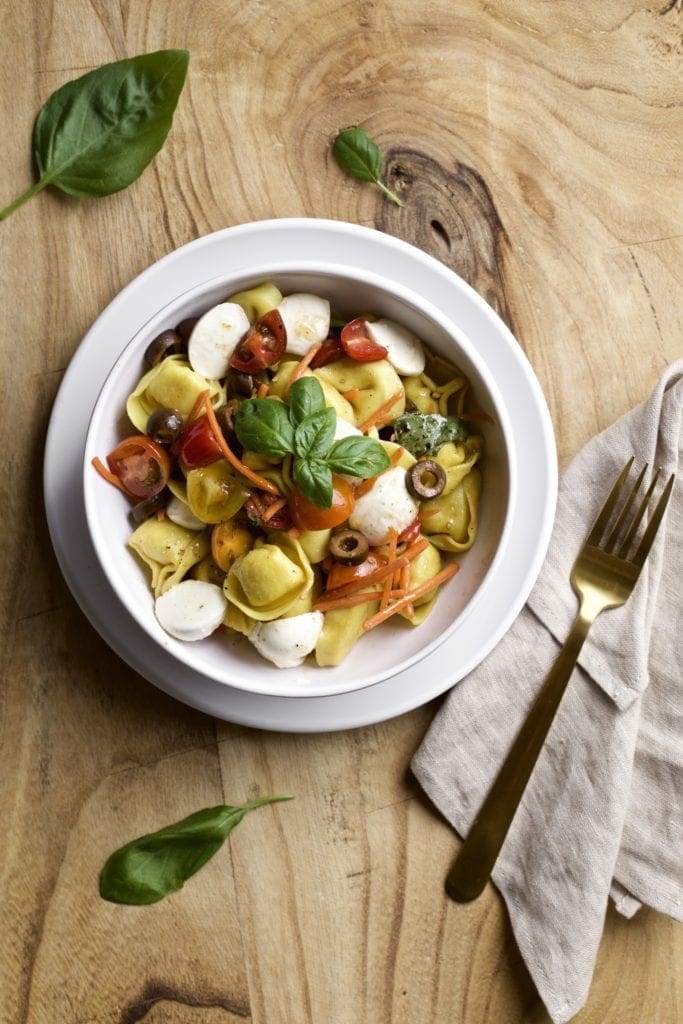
[44,219,557,732]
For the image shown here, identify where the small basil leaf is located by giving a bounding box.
[100,796,292,905]
[326,436,391,479]
[332,126,402,207]
[33,50,189,199]
[294,408,336,461]
[293,457,333,508]
[289,377,325,425]
[235,399,295,457]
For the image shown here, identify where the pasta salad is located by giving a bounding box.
[92,282,486,669]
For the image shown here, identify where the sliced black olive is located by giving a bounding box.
[144,329,183,368]
[130,491,168,524]
[226,369,255,398]
[406,459,447,500]
[215,399,243,456]
[329,529,369,565]
[175,317,199,344]
[146,408,184,445]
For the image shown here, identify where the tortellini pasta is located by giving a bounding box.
[126,355,224,432]
[269,361,355,423]
[315,590,381,667]
[314,357,405,426]
[398,540,442,625]
[228,282,283,323]
[128,519,210,597]
[421,468,482,552]
[224,533,314,621]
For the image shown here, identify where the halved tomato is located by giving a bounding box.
[340,318,388,362]
[288,476,355,531]
[398,518,422,545]
[230,309,287,373]
[310,335,344,369]
[176,415,223,468]
[107,436,171,499]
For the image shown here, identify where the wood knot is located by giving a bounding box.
[377,149,513,328]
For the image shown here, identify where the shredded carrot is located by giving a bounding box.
[314,590,383,612]
[400,563,413,618]
[358,390,403,432]
[419,508,441,521]
[261,496,288,522]
[285,343,323,393]
[287,526,300,539]
[323,539,427,601]
[91,456,129,496]
[202,393,280,495]
[342,388,363,401]
[257,382,270,398]
[380,529,398,612]
[363,563,459,631]
[155,507,166,521]
[354,448,404,499]
[187,389,209,424]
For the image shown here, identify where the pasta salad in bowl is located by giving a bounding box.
[84,263,515,697]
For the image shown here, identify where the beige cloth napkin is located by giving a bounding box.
[412,361,682,1024]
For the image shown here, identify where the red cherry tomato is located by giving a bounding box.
[230,309,287,374]
[310,335,344,369]
[289,476,355,531]
[245,493,293,531]
[107,435,171,499]
[176,415,223,468]
[340,318,388,362]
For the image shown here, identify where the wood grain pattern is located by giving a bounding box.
[1,1,681,1022]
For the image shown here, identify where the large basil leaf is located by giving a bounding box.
[32,50,189,198]
[235,398,295,457]
[326,436,391,478]
[294,408,336,461]
[288,377,325,426]
[100,796,291,905]
[293,457,333,508]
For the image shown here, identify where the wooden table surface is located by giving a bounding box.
[1,2,681,1022]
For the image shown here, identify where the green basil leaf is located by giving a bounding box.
[235,399,295,457]
[289,377,325,425]
[294,408,336,461]
[293,457,333,508]
[332,126,402,207]
[28,50,189,203]
[100,796,292,905]
[392,412,470,457]
[326,436,391,478]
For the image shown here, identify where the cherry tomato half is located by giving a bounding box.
[245,492,293,531]
[176,415,223,468]
[107,435,171,499]
[230,309,287,374]
[289,475,355,531]
[340,318,388,362]
[310,335,344,369]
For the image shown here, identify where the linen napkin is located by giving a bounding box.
[412,361,682,1024]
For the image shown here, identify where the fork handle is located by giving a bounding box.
[445,605,595,902]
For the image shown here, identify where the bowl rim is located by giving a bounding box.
[83,259,517,697]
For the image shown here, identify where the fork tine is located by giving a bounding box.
[629,473,675,568]
[586,457,634,546]
[603,463,647,553]
[617,467,661,558]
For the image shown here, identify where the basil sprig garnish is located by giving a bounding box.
[332,126,402,207]
[100,796,291,905]
[235,377,390,508]
[1,50,189,222]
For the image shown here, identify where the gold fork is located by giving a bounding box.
[446,458,676,903]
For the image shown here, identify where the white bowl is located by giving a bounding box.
[83,261,516,697]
